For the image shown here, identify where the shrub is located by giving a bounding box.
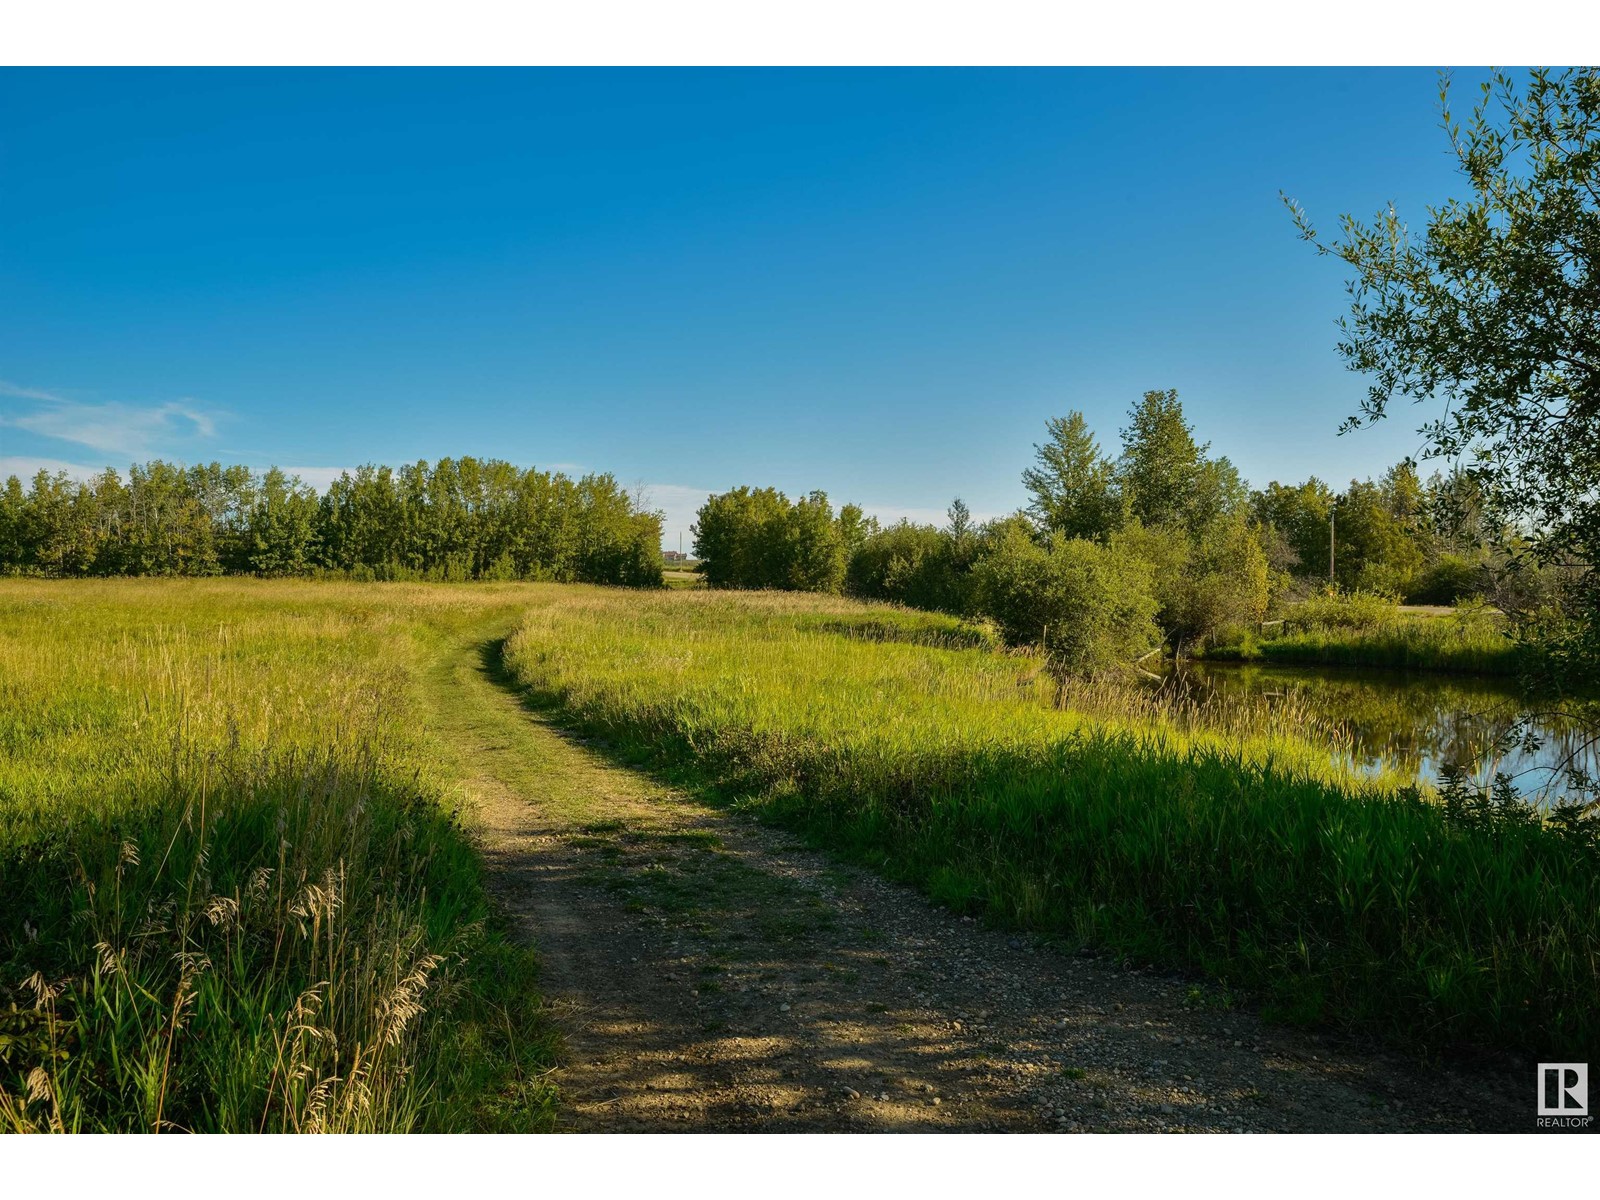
[846,521,972,614]
[971,529,1160,674]
[1180,518,1270,648]
[692,487,849,592]
[1408,554,1487,606]
[1112,518,1269,651]
[1283,589,1398,633]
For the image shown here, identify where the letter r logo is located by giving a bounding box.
[1538,1063,1588,1116]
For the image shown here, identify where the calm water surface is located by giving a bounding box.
[1169,661,1598,806]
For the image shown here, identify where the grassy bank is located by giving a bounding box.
[0,579,557,1132]
[1204,594,1525,675]
[502,588,1598,1056]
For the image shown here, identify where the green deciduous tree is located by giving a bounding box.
[1112,514,1268,652]
[1189,455,1251,531]
[246,468,320,576]
[1022,411,1122,540]
[0,475,24,570]
[692,486,859,592]
[783,491,848,592]
[1117,389,1207,530]
[1177,515,1271,649]
[1334,479,1425,597]
[1252,477,1335,578]
[1288,66,1600,691]
[691,486,789,589]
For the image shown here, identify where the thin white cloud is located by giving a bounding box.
[638,482,716,510]
[0,380,69,403]
[273,466,350,493]
[0,456,102,483]
[1,398,220,456]
[857,505,953,528]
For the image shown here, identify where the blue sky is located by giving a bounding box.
[1,68,1483,547]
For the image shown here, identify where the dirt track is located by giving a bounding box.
[430,637,1529,1133]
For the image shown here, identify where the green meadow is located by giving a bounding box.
[0,579,557,1133]
[502,587,1598,1055]
[3,579,1596,1132]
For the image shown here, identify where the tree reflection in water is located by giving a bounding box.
[1168,662,1599,806]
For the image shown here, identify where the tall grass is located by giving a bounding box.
[0,580,556,1132]
[1205,593,1526,674]
[502,588,1599,1056]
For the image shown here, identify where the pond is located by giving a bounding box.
[1165,661,1598,806]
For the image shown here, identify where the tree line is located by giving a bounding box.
[0,457,665,586]
[692,389,1561,672]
